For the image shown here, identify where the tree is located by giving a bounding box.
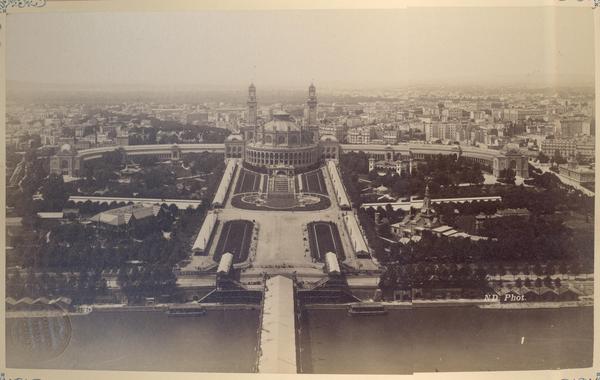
[537,151,550,164]
[42,174,68,211]
[143,166,175,190]
[568,261,581,276]
[55,273,67,294]
[377,218,392,238]
[78,270,89,295]
[497,264,507,276]
[25,268,38,298]
[468,168,485,185]
[368,170,380,181]
[103,149,126,168]
[498,168,516,185]
[558,262,568,274]
[7,271,25,299]
[98,278,108,295]
[117,265,129,289]
[553,150,567,165]
[392,177,409,197]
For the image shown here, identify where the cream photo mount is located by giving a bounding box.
[1,2,598,380]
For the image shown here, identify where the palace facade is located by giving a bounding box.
[224,83,340,174]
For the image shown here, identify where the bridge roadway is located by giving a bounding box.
[257,275,297,373]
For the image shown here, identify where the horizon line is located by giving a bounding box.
[7,79,596,91]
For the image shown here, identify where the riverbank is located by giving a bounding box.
[7,297,592,319]
[409,298,592,309]
[6,302,260,318]
[479,300,592,309]
[305,298,593,310]
[91,303,260,312]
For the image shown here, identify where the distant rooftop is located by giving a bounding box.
[89,203,158,226]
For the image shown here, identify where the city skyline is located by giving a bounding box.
[7,7,596,89]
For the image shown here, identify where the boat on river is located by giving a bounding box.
[347,303,387,316]
[166,305,207,317]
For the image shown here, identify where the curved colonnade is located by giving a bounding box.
[68,142,528,179]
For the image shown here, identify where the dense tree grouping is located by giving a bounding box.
[6,149,227,304]
[339,152,486,207]
[7,205,206,303]
[336,152,595,298]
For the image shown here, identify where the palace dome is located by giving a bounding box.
[263,119,300,133]
[263,111,301,133]
[320,134,338,142]
[225,133,244,142]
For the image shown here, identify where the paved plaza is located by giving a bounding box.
[236,167,375,269]
[182,164,378,279]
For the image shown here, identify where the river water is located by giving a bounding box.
[7,306,593,374]
[299,306,594,374]
[7,309,261,373]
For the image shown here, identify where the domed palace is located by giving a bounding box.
[224,83,340,175]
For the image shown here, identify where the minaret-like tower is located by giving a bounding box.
[421,180,435,227]
[306,83,318,140]
[247,83,258,141]
[421,182,432,214]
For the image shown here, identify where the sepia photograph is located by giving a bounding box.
[2,1,597,377]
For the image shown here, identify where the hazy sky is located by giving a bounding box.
[6,7,596,89]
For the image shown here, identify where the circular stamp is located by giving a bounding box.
[6,301,72,364]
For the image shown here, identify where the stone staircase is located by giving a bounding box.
[268,174,295,199]
[273,175,290,192]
